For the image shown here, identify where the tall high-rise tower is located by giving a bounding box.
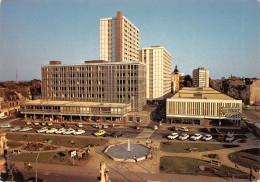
[100,11,139,62]
[140,46,172,100]
[192,67,209,87]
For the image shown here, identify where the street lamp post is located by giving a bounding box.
[35,139,52,182]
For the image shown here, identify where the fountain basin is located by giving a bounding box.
[104,143,151,162]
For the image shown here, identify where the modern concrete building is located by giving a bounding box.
[21,60,149,123]
[139,46,172,100]
[100,11,139,62]
[166,87,242,125]
[192,67,209,87]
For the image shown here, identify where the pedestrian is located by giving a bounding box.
[134,156,137,162]
[153,144,156,150]
[146,139,149,146]
[151,139,154,144]
[27,162,32,171]
[231,174,234,181]
[156,145,159,151]
[145,153,148,159]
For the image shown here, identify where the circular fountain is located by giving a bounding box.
[104,139,151,162]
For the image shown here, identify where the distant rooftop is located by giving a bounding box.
[171,87,237,100]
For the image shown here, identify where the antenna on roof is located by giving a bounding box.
[16,70,18,83]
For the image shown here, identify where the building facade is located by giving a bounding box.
[0,89,20,117]
[166,87,242,125]
[139,46,172,100]
[192,67,209,87]
[100,11,140,62]
[171,65,182,93]
[21,60,147,123]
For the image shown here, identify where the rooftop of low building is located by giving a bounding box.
[170,87,238,101]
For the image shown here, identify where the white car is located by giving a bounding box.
[0,116,7,119]
[34,122,40,126]
[225,135,235,142]
[76,123,83,127]
[103,124,109,129]
[55,128,66,134]
[0,124,11,128]
[62,128,75,135]
[167,133,179,140]
[178,127,188,132]
[178,134,189,140]
[46,128,58,134]
[74,129,86,135]
[202,134,212,141]
[25,121,32,125]
[190,133,203,141]
[19,127,33,132]
[9,126,21,132]
[37,127,48,133]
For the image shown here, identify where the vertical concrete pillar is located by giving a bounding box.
[80,116,82,122]
[70,115,72,122]
[25,114,27,120]
[43,114,44,121]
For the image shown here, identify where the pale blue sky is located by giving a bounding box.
[0,0,259,81]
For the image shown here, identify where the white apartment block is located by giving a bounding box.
[100,11,139,62]
[140,46,172,100]
[193,67,209,87]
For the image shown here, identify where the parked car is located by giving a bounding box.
[242,116,247,121]
[94,130,106,136]
[77,123,83,128]
[178,134,189,140]
[0,124,11,128]
[246,120,253,124]
[46,128,58,134]
[63,128,75,135]
[61,123,68,127]
[102,124,108,129]
[0,116,7,119]
[111,131,123,138]
[47,122,53,126]
[73,129,85,135]
[25,121,32,125]
[92,124,100,128]
[202,134,212,141]
[19,127,33,132]
[225,135,235,142]
[37,127,48,133]
[9,126,21,132]
[34,122,40,126]
[217,134,225,141]
[190,133,203,141]
[41,122,47,126]
[55,128,66,134]
[167,133,179,140]
[178,127,188,132]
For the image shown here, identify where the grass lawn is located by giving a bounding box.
[6,133,108,148]
[160,142,239,153]
[228,148,260,170]
[10,151,75,166]
[160,156,248,179]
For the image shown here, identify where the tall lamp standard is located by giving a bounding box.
[35,139,52,182]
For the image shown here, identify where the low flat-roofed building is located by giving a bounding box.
[21,100,131,122]
[166,87,242,125]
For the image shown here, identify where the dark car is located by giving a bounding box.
[112,132,123,138]
[103,132,113,137]
[217,134,225,141]
[61,123,68,127]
